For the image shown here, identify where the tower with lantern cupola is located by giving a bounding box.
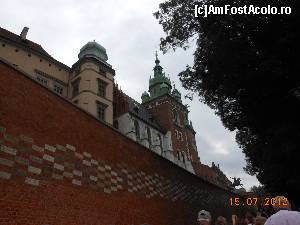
[141,53,200,168]
[70,41,115,124]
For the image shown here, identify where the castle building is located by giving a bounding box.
[0,26,231,188]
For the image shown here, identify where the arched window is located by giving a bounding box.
[134,120,140,139]
[147,127,151,145]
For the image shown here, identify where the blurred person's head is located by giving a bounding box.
[255,216,267,225]
[197,210,212,225]
[215,216,227,225]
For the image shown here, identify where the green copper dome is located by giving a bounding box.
[78,41,108,62]
[141,91,150,103]
[142,91,150,97]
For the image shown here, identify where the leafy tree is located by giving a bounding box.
[249,185,267,196]
[155,0,300,206]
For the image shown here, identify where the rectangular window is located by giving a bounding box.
[98,79,108,97]
[72,79,80,97]
[36,75,48,86]
[53,84,63,95]
[97,102,107,121]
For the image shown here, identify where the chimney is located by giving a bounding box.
[20,27,29,40]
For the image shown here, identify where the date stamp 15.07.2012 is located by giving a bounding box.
[229,196,289,207]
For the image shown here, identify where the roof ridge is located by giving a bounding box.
[0,26,71,70]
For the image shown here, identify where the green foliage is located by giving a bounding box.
[155,0,300,206]
[249,185,267,196]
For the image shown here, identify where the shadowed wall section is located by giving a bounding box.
[0,60,239,225]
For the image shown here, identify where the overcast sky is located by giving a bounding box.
[0,0,260,190]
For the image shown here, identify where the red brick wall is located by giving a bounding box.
[0,61,239,225]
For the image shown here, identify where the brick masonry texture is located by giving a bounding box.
[0,61,242,225]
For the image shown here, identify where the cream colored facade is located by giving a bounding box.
[70,60,114,124]
[0,40,70,97]
[0,28,114,125]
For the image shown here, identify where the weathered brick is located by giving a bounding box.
[83,152,91,158]
[0,62,236,225]
[32,144,44,153]
[45,144,56,152]
[0,145,17,155]
[4,134,19,144]
[0,126,6,133]
[73,170,82,177]
[0,171,11,179]
[64,162,74,169]
[72,179,81,186]
[91,159,99,165]
[83,160,91,167]
[19,134,33,143]
[43,154,54,162]
[66,144,75,151]
[25,177,39,186]
[30,155,43,164]
[28,166,42,175]
[14,168,27,177]
[53,163,64,171]
[52,173,63,180]
[0,157,14,167]
[63,171,73,178]
[74,152,83,159]
[56,144,66,152]
[15,156,29,165]
[89,175,98,182]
